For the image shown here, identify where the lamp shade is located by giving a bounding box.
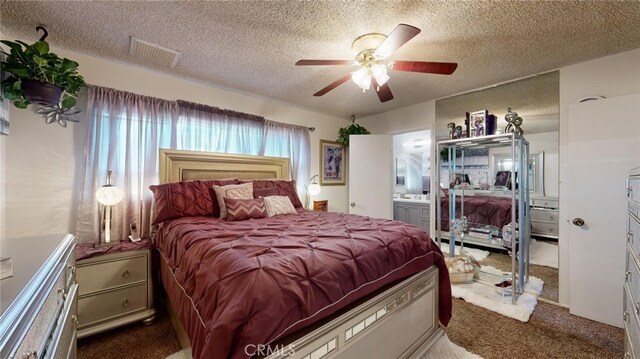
[96,185,124,206]
[308,183,321,196]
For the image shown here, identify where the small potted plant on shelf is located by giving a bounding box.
[0,38,85,110]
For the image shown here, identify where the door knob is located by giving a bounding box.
[572,218,585,227]
[350,202,356,207]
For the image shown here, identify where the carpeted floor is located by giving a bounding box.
[447,299,623,359]
[77,304,182,359]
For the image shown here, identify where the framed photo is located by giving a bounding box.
[467,110,488,138]
[494,170,511,187]
[320,140,345,185]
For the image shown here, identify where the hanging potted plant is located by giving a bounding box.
[0,30,85,110]
[337,115,371,147]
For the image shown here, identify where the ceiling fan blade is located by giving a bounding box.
[390,61,458,75]
[373,78,394,102]
[296,60,356,66]
[373,24,421,60]
[314,74,352,96]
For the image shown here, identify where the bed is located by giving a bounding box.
[439,194,517,232]
[153,149,452,359]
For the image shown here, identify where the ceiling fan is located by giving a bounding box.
[296,24,458,102]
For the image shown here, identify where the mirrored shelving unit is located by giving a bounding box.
[435,132,531,304]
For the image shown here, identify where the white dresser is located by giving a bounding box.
[0,234,77,359]
[625,167,640,358]
[530,196,559,239]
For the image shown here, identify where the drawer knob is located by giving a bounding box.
[628,188,633,198]
[122,299,129,308]
[624,311,629,322]
[57,287,66,300]
[22,351,37,359]
[625,271,631,282]
[122,270,130,279]
[549,215,554,220]
[628,232,634,244]
[72,315,78,326]
[68,265,76,275]
[636,302,640,315]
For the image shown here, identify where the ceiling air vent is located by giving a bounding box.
[129,37,181,68]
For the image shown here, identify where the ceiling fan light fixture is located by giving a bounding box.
[371,64,390,86]
[351,67,372,90]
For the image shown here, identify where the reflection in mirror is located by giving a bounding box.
[492,152,545,196]
[395,157,406,185]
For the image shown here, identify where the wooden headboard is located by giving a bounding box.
[158,149,291,184]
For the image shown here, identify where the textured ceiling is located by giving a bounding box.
[1,1,639,119]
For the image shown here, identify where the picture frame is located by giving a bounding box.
[494,170,511,187]
[320,139,346,185]
[467,110,488,137]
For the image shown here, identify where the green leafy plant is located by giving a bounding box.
[1,39,85,109]
[337,123,370,147]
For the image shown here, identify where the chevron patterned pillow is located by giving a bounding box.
[224,197,267,221]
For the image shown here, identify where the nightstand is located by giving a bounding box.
[75,240,155,338]
[313,200,328,211]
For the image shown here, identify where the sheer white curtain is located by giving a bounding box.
[261,120,310,193]
[74,86,178,243]
[176,100,264,154]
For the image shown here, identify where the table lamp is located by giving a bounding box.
[95,171,124,245]
[305,174,321,208]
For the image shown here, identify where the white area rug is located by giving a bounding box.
[439,243,490,261]
[420,334,484,359]
[451,265,544,322]
[166,334,484,359]
[529,239,559,269]
[166,348,190,359]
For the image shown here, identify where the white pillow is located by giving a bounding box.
[213,182,253,219]
[263,196,297,217]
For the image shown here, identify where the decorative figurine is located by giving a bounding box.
[504,107,524,135]
[447,122,456,139]
[454,125,463,139]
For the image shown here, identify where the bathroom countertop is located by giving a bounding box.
[393,198,430,204]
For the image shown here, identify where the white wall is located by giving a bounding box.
[558,47,640,306]
[3,41,349,239]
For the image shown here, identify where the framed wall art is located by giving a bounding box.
[320,140,345,185]
[467,110,488,138]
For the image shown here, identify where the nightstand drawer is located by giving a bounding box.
[77,254,147,295]
[530,208,559,222]
[532,221,559,236]
[626,251,640,302]
[531,197,558,209]
[78,283,147,326]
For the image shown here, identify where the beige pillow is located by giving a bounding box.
[213,182,254,219]
[263,196,297,217]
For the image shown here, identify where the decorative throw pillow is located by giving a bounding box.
[149,178,239,224]
[224,198,267,221]
[247,179,304,208]
[213,182,254,219]
[263,196,297,217]
[253,187,279,198]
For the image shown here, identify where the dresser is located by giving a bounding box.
[0,234,77,359]
[393,200,430,234]
[625,167,640,358]
[76,245,155,338]
[530,196,559,239]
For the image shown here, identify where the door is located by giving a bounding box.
[567,94,640,327]
[349,135,392,219]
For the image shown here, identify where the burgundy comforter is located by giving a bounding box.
[156,210,451,359]
[440,195,516,231]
